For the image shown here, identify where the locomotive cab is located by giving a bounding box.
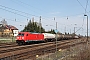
[16,32,26,45]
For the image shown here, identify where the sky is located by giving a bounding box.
[0,0,90,36]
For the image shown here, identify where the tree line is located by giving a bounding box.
[21,20,56,34]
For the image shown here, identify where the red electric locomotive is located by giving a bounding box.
[16,32,44,45]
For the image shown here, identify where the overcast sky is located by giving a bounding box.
[0,0,90,36]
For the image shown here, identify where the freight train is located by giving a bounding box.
[16,32,79,45]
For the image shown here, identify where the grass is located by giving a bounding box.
[0,37,16,43]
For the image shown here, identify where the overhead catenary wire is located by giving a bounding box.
[0,7,29,18]
[0,4,49,25]
[11,0,48,15]
[12,0,86,23]
[11,0,57,22]
[76,0,85,10]
[0,4,42,25]
[76,0,89,14]
[0,4,39,18]
[11,0,51,21]
[0,4,54,25]
[85,0,89,14]
[0,4,87,24]
[0,5,86,29]
[11,0,41,15]
[0,16,27,24]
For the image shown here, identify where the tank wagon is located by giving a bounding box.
[42,33,56,42]
[16,32,79,45]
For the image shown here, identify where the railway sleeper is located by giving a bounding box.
[14,50,39,60]
[15,51,41,60]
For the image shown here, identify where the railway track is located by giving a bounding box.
[0,42,17,48]
[0,40,70,54]
[0,38,85,60]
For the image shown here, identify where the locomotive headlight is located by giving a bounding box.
[22,37,24,40]
[17,37,19,39]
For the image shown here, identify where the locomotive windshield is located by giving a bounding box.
[18,33,24,36]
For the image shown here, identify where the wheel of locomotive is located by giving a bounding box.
[18,41,25,45]
[18,42,23,45]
